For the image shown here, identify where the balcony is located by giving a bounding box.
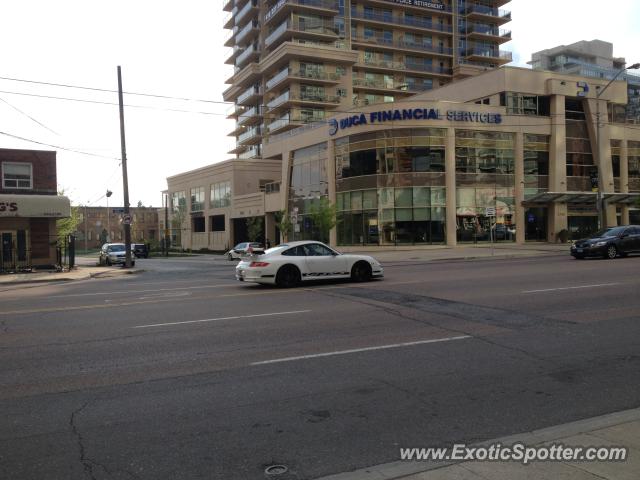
[464,47,512,64]
[238,145,261,160]
[235,19,259,44]
[267,114,294,134]
[235,44,260,68]
[224,26,238,47]
[358,57,452,76]
[353,77,423,93]
[267,90,291,110]
[238,125,262,145]
[266,67,291,91]
[265,19,339,48]
[352,35,453,56]
[350,10,453,33]
[265,0,339,25]
[237,85,262,105]
[223,7,236,29]
[464,5,511,24]
[225,45,241,65]
[465,24,511,43]
[235,0,258,27]
[237,105,262,126]
[223,0,233,12]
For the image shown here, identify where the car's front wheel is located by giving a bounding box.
[351,261,372,282]
[106,258,112,266]
[275,265,301,288]
[227,253,234,261]
[604,244,618,259]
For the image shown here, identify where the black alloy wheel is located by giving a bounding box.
[276,265,301,288]
[351,261,372,282]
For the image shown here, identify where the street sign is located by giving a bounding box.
[112,208,125,214]
[294,223,300,233]
[122,214,132,225]
[485,207,496,217]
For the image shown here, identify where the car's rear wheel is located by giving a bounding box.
[351,261,372,282]
[605,245,617,259]
[276,265,301,288]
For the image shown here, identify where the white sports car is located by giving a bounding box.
[235,240,384,287]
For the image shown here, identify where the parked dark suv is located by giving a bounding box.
[570,225,640,259]
[132,243,149,259]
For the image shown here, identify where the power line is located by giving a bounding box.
[0,96,60,135]
[0,89,226,116]
[0,130,121,160]
[0,75,224,104]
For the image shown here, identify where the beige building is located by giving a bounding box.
[165,158,281,251]
[167,66,640,249]
[223,0,512,161]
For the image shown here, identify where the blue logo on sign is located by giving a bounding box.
[328,118,338,136]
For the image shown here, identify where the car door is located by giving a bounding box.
[618,227,635,253]
[303,243,348,278]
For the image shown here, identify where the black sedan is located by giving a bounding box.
[570,225,640,259]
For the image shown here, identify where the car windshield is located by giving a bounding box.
[234,243,247,249]
[593,227,626,238]
[108,245,125,252]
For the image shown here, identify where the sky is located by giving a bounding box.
[1,0,639,207]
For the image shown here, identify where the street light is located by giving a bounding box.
[106,190,113,242]
[595,62,640,229]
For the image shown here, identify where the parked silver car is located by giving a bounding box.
[99,243,135,266]
[225,242,264,261]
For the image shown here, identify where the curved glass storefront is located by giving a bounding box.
[335,128,447,245]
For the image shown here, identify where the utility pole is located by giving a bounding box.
[117,66,133,268]
[164,192,169,258]
[84,204,88,253]
[106,189,112,242]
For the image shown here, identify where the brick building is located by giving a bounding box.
[76,206,159,249]
[0,148,70,271]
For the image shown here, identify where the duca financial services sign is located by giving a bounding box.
[328,108,503,135]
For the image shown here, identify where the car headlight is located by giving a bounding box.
[595,241,607,247]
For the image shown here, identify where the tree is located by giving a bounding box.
[246,216,264,242]
[57,205,81,242]
[308,197,337,244]
[137,200,143,208]
[274,210,292,241]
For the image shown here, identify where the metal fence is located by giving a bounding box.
[0,235,75,274]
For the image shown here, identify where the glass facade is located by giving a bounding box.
[523,134,550,241]
[288,142,329,240]
[210,181,231,208]
[190,187,205,212]
[335,129,446,245]
[455,130,515,242]
[629,141,640,192]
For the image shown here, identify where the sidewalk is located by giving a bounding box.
[318,407,640,480]
[0,265,140,286]
[344,243,570,264]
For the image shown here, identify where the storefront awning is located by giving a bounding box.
[523,191,640,206]
[0,194,71,218]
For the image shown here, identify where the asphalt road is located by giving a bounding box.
[1,252,640,480]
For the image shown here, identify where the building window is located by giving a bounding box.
[190,187,205,212]
[192,217,205,233]
[2,162,32,189]
[210,215,225,232]
[171,191,186,213]
[210,181,231,208]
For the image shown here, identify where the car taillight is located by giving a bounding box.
[250,261,269,267]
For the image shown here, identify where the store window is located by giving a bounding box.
[210,181,231,208]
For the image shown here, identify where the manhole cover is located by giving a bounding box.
[265,464,288,476]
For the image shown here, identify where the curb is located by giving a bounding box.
[313,407,640,480]
[0,268,145,287]
[379,251,568,266]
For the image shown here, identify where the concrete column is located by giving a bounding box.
[327,140,337,247]
[514,131,525,244]
[620,139,630,225]
[548,94,567,242]
[445,127,457,246]
[264,212,276,247]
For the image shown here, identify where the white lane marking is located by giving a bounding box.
[251,335,472,366]
[52,284,237,298]
[138,291,192,300]
[132,310,312,329]
[522,283,620,294]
